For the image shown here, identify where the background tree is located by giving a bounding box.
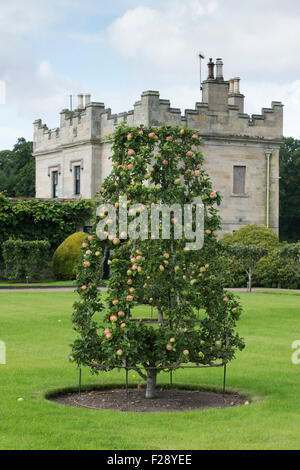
[71,124,245,399]
[226,244,268,292]
[220,224,300,289]
[280,242,300,277]
[0,138,35,197]
[279,137,300,242]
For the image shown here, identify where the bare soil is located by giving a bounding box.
[50,387,248,412]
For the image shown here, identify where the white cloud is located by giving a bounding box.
[108,0,300,81]
[1,0,300,148]
[0,1,81,146]
[67,32,104,45]
[36,60,55,80]
[106,0,300,137]
[0,0,87,36]
[108,1,218,73]
[3,56,76,118]
[0,1,53,36]
[0,124,32,149]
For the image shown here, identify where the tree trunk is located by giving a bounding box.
[145,369,157,398]
[248,271,252,293]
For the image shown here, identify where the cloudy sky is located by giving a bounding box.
[0,0,299,149]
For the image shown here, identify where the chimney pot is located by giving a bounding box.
[85,94,91,106]
[207,58,215,80]
[216,58,224,80]
[233,77,240,94]
[229,78,234,95]
[77,94,83,109]
[228,78,244,113]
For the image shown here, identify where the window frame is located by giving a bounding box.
[52,170,58,198]
[233,165,246,196]
[74,165,81,196]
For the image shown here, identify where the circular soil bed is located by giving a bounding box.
[49,387,248,412]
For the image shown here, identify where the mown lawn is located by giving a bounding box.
[0,280,75,287]
[0,290,300,450]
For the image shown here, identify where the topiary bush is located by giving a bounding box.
[52,232,87,280]
[223,224,280,250]
[2,239,50,281]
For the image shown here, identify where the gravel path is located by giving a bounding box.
[0,286,107,293]
[228,287,300,293]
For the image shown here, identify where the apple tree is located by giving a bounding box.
[71,124,245,398]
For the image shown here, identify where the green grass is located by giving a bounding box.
[256,289,300,296]
[0,290,300,450]
[0,279,75,287]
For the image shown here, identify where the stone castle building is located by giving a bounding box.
[33,59,283,234]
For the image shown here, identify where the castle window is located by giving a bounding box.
[233,165,246,195]
[52,171,58,198]
[74,165,81,195]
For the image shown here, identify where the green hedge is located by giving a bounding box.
[2,239,50,281]
[253,247,299,289]
[0,193,92,262]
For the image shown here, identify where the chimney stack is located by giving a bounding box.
[202,57,229,112]
[77,94,83,110]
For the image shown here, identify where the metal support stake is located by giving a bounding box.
[78,365,82,396]
[125,359,129,411]
[223,363,227,394]
[126,367,129,395]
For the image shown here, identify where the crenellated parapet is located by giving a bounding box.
[33,97,106,154]
[34,69,283,156]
